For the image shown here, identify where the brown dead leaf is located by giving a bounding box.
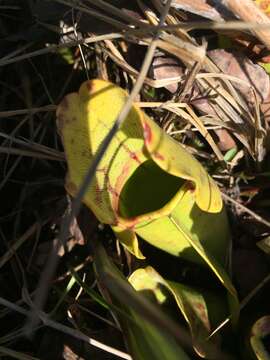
[152,55,184,93]
[35,223,85,266]
[208,49,270,104]
[190,49,270,153]
[171,0,227,21]
[215,129,236,151]
[56,214,86,257]
[69,216,85,247]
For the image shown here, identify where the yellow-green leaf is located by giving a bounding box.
[93,240,191,360]
[129,266,228,358]
[57,79,238,321]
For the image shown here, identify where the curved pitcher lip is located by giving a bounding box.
[115,181,196,230]
[57,79,222,229]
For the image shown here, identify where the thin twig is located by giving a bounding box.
[3,19,270,67]
[209,269,270,338]
[160,20,270,31]
[39,312,132,359]
[222,192,270,229]
[0,147,64,161]
[0,297,131,360]
[54,0,132,31]
[3,20,270,67]
[84,0,153,30]
[0,346,39,360]
[240,272,270,310]
[0,222,44,269]
[0,34,123,67]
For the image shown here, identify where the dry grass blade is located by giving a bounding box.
[1,43,33,62]
[197,76,249,124]
[38,313,132,359]
[252,89,266,163]
[193,66,257,156]
[102,43,183,87]
[54,0,132,32]
[0,132,64,160]
[0,222,44,269]
[160,21,270,31]
[133,99,224,160]
[155,33,206,65]
[0,105,57,118]
[84,0,152,30]
[222,193,270,229]
[0,156,21,192]
[132,2,207,64]
[197,72,252,116]
[0,5,20,9]
[0,147,64,161]
[142,4,205,63]
[164,103,224,160]
[0,34,123,67]
[0,346,39,360]
[0,328,26,345]
[138,8,259,159]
